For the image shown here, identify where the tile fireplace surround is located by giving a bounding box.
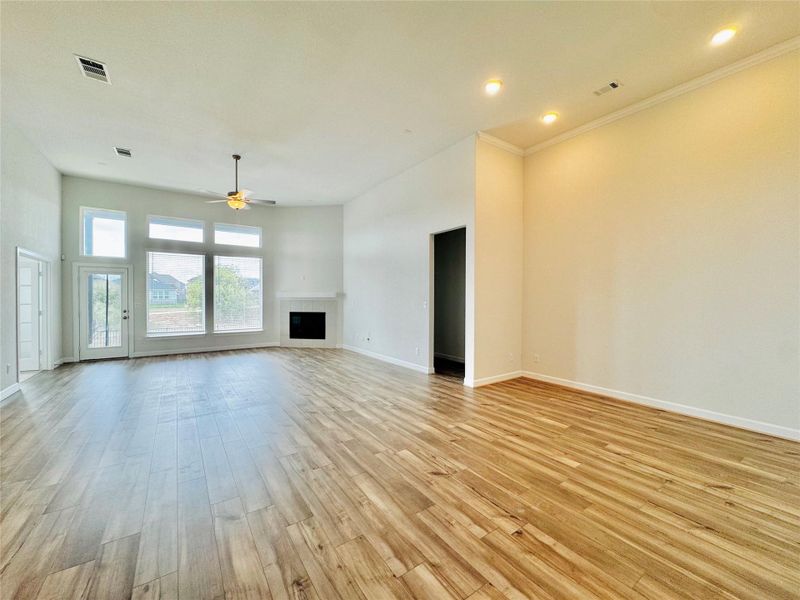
[277,292,340,348]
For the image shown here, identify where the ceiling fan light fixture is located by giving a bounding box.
[227,197,247,210]
[205,154,276,209]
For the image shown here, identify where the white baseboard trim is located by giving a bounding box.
[1,383,21,401]
[130,342,279,359]
[342,345,433,374]
[434,352,465,364]
[56,357,76,365]
[521,371,800,442]
[465,370,523,388]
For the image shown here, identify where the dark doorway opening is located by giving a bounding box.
[433,227,466,378]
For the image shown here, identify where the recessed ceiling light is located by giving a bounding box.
[711,27,737,46]
[484,79,503,96]
[541,112,559,125]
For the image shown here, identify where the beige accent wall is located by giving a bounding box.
[522,51,800,434]
[474,138,524,383]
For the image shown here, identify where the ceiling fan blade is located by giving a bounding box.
[240,189,253,198]
[206,199,229,203]
[248,198,277,205]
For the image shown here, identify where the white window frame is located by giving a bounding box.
[213,222,262,248]
[145,250,206,338]
[213,254,264,334]
[147,214,205,243]
[79,206,128,258]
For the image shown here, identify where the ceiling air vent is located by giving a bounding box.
[75,55,110,83]
[593,80,623,96]
[114,147,132,158]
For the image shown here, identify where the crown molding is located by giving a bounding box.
[524,36,800,156]
[476,131,525,156]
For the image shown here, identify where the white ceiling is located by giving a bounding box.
[2,2,798,205]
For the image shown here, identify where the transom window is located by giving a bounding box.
[81,207,127,258]
[214,223,261,248]
[148,215,204,242]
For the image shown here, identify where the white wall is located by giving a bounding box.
[523,51,800,436]
[474,138,524,383]
[434,227,466,362]
[61,176,342,358]
[0,122,62,393]
[343,136,476,379]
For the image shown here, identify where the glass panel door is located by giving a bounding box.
[17,258,41,372]
[78,267,129,360]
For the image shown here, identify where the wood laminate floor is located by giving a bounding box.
[1,348,798,599]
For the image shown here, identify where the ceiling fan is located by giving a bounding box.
[206,154,277,210]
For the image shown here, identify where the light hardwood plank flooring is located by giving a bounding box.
[1,348,798,599]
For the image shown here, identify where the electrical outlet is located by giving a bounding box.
[532,354,540,363]
[415,347,420,356]
[5,364,10,374]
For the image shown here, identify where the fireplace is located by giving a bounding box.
[278,294,338,348]
[289,312,326,340]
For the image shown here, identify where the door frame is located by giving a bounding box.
[72,262,134,361]
[16,247,52,380]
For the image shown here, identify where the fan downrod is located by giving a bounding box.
[231,154,242,193]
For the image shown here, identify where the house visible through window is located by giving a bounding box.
[214,255,262,332]
[148,215,204,242]
[146,251,205,336]
[81,207,126,257]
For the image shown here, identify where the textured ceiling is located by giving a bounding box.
[2,2,798,204]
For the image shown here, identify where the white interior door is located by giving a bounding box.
[78,267,130,360]
[18,257,41,372]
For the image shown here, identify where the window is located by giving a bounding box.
[146,252,205,336]
[214,256,262,332]
[81,207,126,257]
[214,223,261,248]
[87,273,123,348]
[148,216,204,242]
